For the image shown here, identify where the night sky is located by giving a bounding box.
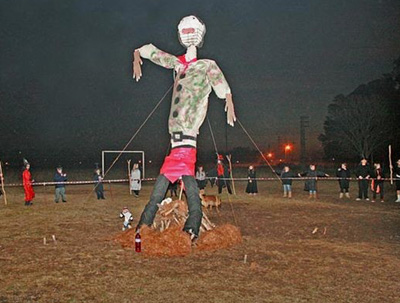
[1,0,400,166]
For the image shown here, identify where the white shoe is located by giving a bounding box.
[186,229,198,242]
[366,198,370,201]
[356,198,361,201]
[395,199,400,203]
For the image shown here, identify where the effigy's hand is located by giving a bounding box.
[225,93,236,127]
[133,50,143,82]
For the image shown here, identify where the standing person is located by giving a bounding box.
[245,165,258,195]
[22,159,35,206]
[130,163,141,198]
[195,166,207,192]
[277,166,296,198]
[93,168,105,200]
[217,156,232,195]
[355,158,371,201]
[299,164,329,199]
[54,165,67,203]
[371,163,385,203]
[394,159,400,202]
[337,163,351,199]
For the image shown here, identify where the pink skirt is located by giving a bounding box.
[160,147,196,183]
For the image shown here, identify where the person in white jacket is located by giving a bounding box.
[130,163,141,198]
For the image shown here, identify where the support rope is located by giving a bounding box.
[236,118,283,183]
[207,117,219,156]
[85,84,173,200]
[103,84,173,178]
[206,117,239,227]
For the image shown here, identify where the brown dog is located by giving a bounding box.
[199,193,221,213]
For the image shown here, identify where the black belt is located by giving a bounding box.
[172,131,196,142]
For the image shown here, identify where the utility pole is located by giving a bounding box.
[300,116,309,167]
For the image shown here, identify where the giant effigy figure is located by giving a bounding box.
[133,15,236,240]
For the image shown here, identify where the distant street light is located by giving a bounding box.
[284,144,292,161]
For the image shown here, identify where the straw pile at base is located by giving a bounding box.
[196,224,242,251]
[114,224,242,257]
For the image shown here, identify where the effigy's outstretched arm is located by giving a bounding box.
[133,50,143,82]
[207,60,237,126]
[225,93,236,127]
[133,44,179,82]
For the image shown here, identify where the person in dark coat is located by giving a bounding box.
[355,158,371,201]
[393,159,400,202]
[206,167,217,188]
[298,164,329,199]
[54,165,67,203]
[93,168,105,200]
[275,166,297,198]
[336,163,351,199]
[371,163,385,203]
[245,166,258,195]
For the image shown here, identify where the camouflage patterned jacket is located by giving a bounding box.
[138,44,231,148]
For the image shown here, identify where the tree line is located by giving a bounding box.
[319,56,400,162]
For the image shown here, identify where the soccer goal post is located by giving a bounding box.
[101,150,145,179]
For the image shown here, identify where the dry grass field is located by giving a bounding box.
[1,176,400,302]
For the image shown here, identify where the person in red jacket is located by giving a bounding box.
[217,154,232,195]
[22,159,35,206]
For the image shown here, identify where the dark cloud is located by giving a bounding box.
[1,0,399,164]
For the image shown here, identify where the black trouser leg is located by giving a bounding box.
[182,175,203,237]
[137,175,170,228]
[378,182,384,199]
[358,180,368,198]
[226,181,232,194]
[218,179,223,194]
[362,180,369,198]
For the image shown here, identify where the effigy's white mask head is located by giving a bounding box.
[178,15,206,48]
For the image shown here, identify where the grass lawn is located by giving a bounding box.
[1,176,400,302]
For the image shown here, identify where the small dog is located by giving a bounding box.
[199,193,221,213]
